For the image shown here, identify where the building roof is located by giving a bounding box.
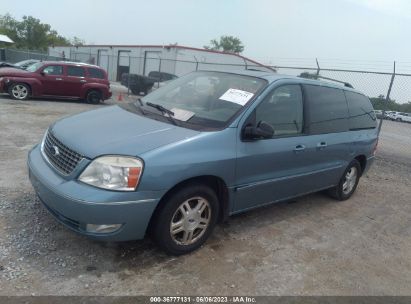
[0,34,14,43]
[61,44,276,72]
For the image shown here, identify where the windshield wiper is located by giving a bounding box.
[146,102,174,116]
[145,102,178,125]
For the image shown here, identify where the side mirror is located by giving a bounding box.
[243,121,274,140]
[40,71,45,76]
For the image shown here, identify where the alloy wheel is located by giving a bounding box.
[342,167,357,195]
[11,85,28,100]
[170,196,211,246]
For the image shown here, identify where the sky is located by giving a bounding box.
[1,0,411,70]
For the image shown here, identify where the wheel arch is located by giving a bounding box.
[8,77,43,96]
[7,81,34,99]
[81,83,106,99]
[147,175,230,234]
[354,154,367,175]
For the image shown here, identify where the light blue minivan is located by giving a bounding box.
[28,70,378,255]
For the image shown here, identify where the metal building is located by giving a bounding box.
[48,44,274,81]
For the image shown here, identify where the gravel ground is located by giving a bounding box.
[0,94,410,296]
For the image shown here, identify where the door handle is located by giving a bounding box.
[80,80,87,83]
[317,142,327,150]
[294,144,306,153]
[55,78,63,81]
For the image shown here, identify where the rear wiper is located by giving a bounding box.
[145,102,178,125]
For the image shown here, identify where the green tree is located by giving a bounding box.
[204,35,244,53]
[69,36,85,46]
[0,13,82,51]
[368,96,411,112]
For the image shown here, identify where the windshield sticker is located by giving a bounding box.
[219,88,254,106]
[170,108,195,121]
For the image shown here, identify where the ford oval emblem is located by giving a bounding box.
[50,145,60,157]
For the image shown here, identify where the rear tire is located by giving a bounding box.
[8,83,30,100]
[328,159,361,201]
[86,90,101,104]
[152,183,219,255]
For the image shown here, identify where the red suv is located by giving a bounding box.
[0,61,112,103]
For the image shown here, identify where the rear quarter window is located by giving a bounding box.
[67,66,85,77]
[303,85,349,134]
[88,68,105,79]
[345,91,377,130]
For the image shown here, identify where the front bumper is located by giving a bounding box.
[0,80,5,93]
[28,144,163,241]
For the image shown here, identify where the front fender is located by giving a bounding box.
[6,77,42,96]
[139,128,237,192]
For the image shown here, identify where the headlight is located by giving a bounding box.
[79,156,143,191]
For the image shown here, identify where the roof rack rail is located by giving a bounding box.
[245,67,268,72]
[315,75,354,88]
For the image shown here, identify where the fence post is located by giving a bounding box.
[127,55,131,96]
[158,55,162,88]
[243,58,248,70]
[194,56,199,71]
[315,58,320,77]
[379,61,396,133]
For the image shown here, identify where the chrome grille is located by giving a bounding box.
[42,131,83,175]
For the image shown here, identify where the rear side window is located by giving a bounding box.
[88,68,105,79]
[304,85,348,134]
[345,91,377,130]
[67,66,85,77]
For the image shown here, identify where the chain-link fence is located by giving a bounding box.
[63,50,410,106]
[1,47,410,165]
[4,48,411,108]
[1,48,66,63]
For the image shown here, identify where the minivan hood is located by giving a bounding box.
[51,105,200,159]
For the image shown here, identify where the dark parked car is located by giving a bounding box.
[0,61,111,103]
[0,61,16,68]
[0,59,40,70]
[14,59,40,70]
[121,73,156,95]
[28,70,378,255]
[148,71,178,82]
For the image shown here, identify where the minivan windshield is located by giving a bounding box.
[134,71,267,129]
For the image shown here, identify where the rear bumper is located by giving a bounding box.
[104,90,112,100]
[28,144,164,241]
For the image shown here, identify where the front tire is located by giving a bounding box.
[8,83,30,100]
[152,183,219,255]
[328,159,361,201]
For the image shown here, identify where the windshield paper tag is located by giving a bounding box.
[170,108,195,121]
[219,88,254,106]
